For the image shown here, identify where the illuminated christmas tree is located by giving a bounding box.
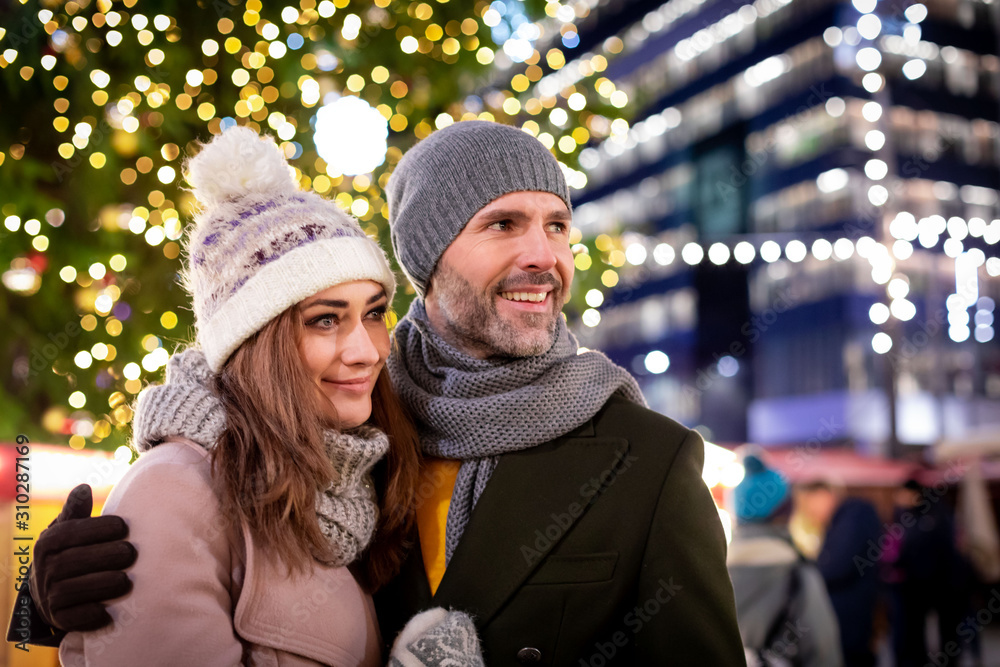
[3,0,637,450]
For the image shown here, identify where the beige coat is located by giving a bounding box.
[60,438,382,667]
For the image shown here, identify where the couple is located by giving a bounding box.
[11,121,745,665]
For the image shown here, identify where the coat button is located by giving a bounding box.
[517,647,542,663]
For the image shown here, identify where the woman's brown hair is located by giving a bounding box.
[211,306,419,590]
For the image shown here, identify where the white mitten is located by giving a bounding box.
[388,607,485,667]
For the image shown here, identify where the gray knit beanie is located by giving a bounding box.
[386,120,572,297]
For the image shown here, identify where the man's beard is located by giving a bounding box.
[431,261,563,358]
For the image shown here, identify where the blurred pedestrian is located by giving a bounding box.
[882,478,964,667]
[729,453,843,667]
[796,480,882,667]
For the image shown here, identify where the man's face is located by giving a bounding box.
[795,488,839,528]
[425,191,574,358]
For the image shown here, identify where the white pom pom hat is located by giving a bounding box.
[182,126,396,372]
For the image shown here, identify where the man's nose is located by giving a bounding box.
[516,222,557,273]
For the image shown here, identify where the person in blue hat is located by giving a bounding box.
[728,451,843,667]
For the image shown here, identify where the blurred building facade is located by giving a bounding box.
[559,0,1000,453]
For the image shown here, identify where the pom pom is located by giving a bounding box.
[186,126,297,207]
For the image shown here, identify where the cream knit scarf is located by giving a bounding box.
[131,348,387,567]
[388,298,646,563]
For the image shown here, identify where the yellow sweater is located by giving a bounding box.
[414,458,461,595]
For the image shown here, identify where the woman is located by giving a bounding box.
[59,127,482,666]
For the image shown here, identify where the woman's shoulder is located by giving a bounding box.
[103,438,217,517]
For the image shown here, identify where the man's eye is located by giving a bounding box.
[548,222,568,233]
[488,220,511,231]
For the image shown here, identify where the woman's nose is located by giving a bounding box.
[339,321,380,366]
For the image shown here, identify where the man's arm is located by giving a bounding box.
[634,430,746,665]
[6,484,136,646]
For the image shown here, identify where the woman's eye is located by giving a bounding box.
[367,307,387,321]
[308,314,337,328]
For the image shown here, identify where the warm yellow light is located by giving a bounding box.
[400,36,419,54]
[346,74,365,92]
[390,81,408,98]
[425,24,443,41]
[546,49,565,69]
[157,166,176,184]
[68,391,87,409]
[502,98,521,115]
[389,114,408,132]
[476,47,494,65]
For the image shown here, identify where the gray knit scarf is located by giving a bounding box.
[131,348,388,568]
[388,298,646,562]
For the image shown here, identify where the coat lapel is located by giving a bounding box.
[432,421,629,627]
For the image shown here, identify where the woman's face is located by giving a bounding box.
[297,280,390,429]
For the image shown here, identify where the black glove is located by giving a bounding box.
[30,484,137,631]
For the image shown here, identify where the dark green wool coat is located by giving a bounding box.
[376,395,747,666]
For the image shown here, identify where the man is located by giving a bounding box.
[795,480,881,667]
[882,478,965,667]
[12,121,744,665]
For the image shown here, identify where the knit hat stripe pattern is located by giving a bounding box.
[183,126,396,371]
[193,193,367,308]
[387,120,572,297]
